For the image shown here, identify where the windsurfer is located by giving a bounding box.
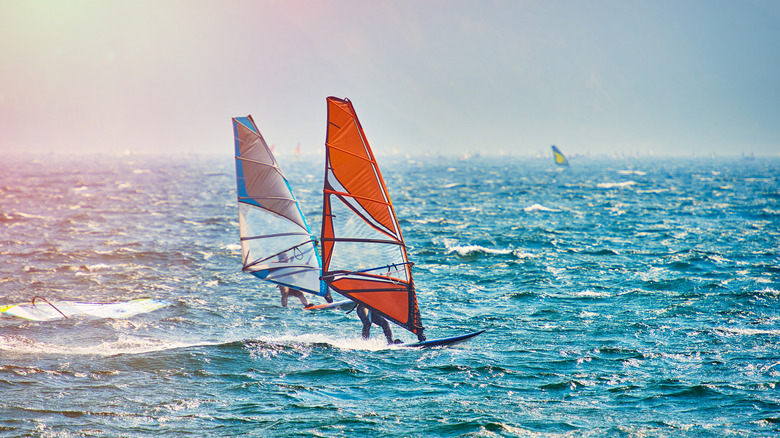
[356,303,401,344]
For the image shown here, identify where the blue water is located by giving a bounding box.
[1,153,779,437]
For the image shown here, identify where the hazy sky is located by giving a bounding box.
[1,0,779,157]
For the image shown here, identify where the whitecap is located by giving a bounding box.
[410,218,445,225]
[447,245,513,257]
[0,334,198,357]
[14,212,47,220]
[512,250,536,259]
[253,333,392,352]
[714,327,780,337]
[597,181,637,189]
[546,266,565,275]
[524,203,560,213]
[575,290,610,298]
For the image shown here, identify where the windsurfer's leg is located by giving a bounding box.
[356,305,371,340]
[279,286,288,307]
[373,315,394,344]
[290,289,308,307]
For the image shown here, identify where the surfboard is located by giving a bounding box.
[304,299,356,311]
[397,329,486,348]
[0,298,169,321]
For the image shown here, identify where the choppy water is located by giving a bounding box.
[1,153,779,437]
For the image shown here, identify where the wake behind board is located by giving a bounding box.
[398,329,486,349]
[305,299,356,311]
[0,298,169,321]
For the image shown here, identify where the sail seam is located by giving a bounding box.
[323,189,392,207]
[241,232,310,241]
[235,156,282,168]
[238,196,296,202]
[324,143,377,164]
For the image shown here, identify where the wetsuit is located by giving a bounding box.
[356,304,397,344]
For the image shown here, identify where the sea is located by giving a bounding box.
[1,152,779,437]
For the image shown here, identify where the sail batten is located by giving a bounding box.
[233,115,326,297]
[320,237,403,245]
[321,97,424,338]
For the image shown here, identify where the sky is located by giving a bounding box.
[1,0,779,158]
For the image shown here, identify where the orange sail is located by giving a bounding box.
[321,97,424,339]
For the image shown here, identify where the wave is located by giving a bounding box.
[408,218,446,225]
[597,181,637,189]
[447,244,514,257]
[512,250,537,259]
[5,212,49,221]
[712,327,780,337]
[573,290,611,299]
[0,334,202,357]
[248,333,396,352]
[523,203,560,213]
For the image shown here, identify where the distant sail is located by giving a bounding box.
[0,297,168,321]
[320,97,424,338]
[551,145,569,166]
[233,115,326,296]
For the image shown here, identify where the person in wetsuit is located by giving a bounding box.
[356,303,401,344]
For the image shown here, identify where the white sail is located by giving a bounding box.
[233,115,325,296]
[0,298,168,321]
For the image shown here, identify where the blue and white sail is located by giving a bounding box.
[233,115,326,296]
